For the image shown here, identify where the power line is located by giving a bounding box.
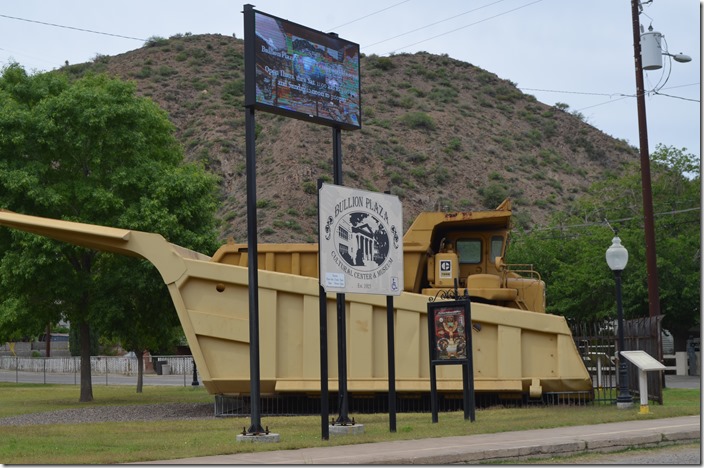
[653,91,700,103]
[518,87,630,98]
[517,83,700,110]
[0,13,147,42]
[519,82,699,99]
[331,0,412,30]
[525,207,700,234]
[363,0,510,49]
[386,0,543,54]
[575,95,631,112]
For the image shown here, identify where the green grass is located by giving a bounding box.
[0,384,699,464]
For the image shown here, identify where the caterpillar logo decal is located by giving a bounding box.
[439,259,452,278]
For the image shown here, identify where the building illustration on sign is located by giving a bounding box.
[336,213,388,270]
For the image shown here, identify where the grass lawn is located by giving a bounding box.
[0,383,699,464]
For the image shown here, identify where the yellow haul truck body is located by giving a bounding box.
[0,200,591,399]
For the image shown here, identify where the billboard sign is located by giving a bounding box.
[244,6,361,130]
[319,183,403,295]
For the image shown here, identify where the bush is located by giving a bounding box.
[445,138,462,153]
[434,166,450,186]
[479,183,508,208]
[400,112,436,130]
[367,55,395,71]
[144,36,169,48]
[223,79,245,98]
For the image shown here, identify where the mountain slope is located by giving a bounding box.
[65,33,636,244]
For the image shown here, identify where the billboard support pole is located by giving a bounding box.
[384,189,397,432]
[332,126,352,425]
[244,105,264,435]
[242,8,265,435]
[317,178,330,440]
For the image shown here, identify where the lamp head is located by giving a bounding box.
[606,236,629,271]
[672,53,692,63]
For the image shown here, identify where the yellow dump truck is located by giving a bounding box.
[0,199,591,401]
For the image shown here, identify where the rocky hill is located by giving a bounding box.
[64,33,636,244]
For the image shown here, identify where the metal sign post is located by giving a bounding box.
[317,178,330,440]
[426,296,476,423]
[319,182,403,433]
[387,295,397,432]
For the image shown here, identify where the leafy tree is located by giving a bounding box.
[507,145,699,349]
[0,64,221,401]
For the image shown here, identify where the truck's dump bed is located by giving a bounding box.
[0,210,592,398]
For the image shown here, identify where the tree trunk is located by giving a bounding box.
[79,321,93,402]
[136,349,144,393]
[45,323,51,358]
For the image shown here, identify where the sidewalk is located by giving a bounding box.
[141,415,700,465]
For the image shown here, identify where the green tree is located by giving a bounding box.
[0,64,220,401]
[507,145,700,348]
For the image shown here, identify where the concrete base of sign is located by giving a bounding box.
[236,433,281,443]
[329,424,365,435]
[616,401,634,409]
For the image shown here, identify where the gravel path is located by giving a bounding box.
[0,403,214,426]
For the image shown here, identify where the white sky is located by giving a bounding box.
[1,0,701,163]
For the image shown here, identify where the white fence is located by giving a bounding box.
[0,355,195,375]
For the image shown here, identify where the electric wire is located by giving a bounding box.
[525,207,700,234]
[330,0,412,30]
[0,13,147,42]
[518,81,700,111]
[518,88,626,98]
[385,0,544,54]
[362,0,510,49]
[2,5,698,121]
[652,91,699,102]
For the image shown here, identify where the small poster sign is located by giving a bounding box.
[429,301,468,362]
[426,298,475,423]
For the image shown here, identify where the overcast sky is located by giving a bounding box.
[1,0,700,163]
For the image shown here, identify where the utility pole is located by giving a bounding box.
[630,0,660,318]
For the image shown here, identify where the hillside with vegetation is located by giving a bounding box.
[63,33,637,244]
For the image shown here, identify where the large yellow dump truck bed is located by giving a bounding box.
[0,209,592,398]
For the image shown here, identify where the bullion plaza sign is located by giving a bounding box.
[319,183,403,296]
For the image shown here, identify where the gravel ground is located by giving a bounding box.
[0,403,215,426]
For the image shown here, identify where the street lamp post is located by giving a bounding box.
[606,235,634,409]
